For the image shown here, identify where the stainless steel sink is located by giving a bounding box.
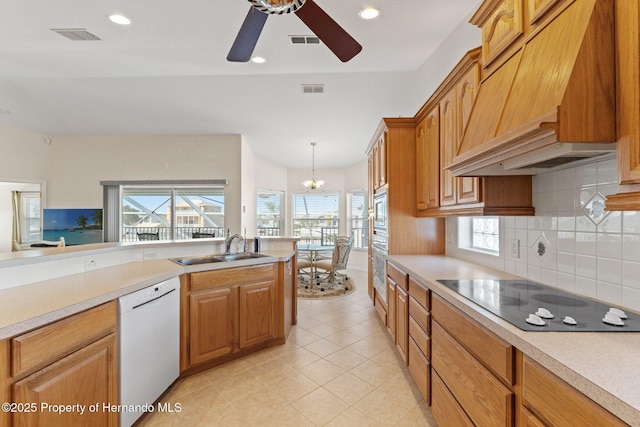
[171,252,269,266]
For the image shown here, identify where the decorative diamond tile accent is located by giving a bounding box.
[531,234,551,262]
[583,192,609,225]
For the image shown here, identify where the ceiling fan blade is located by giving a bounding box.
[227,7,268,62]
[295,0,362,62]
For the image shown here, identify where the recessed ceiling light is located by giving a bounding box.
[251,56,266,64]
[358,7,379,20]
[108,14,131,25]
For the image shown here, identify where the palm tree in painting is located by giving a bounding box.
[77,215,88,229]
[92,209,102,228]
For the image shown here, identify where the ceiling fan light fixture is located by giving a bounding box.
[248,0,306,15]
[303,142,324,190]
[358,7,379,20]
[108,14,131,25]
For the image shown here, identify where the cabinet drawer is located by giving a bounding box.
[432,322,513,427]
[190,263,275,291]
[408,277,430,310]
[374,294,387,325]
[11,301,116,378]
[431,370,474,427]
[408,337,430,404]
[386,261,408,291]
[409,296,430,335]
[409,316,430,360]
[432,295,513,385]
[522,356,626,426]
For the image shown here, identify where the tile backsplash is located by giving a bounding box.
[446,155,640,313]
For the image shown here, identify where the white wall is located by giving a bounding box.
[446,156,640,313]
[46,134,244,232]
[240,138,256,237]
[405,11,482,114]
[0,125,50,182]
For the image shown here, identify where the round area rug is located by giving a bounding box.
[297,277,355,299]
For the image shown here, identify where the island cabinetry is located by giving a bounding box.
[407,277,431,404]
[8,302,118,427]
[431,295,514,427]
[182,263,278,371]
[520,354,627,426]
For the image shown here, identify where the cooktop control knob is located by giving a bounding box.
[535,307,554,319]
[602,312,625,326]
[526,314,546,326]
[563,316,577,325]
[608,307,628,319]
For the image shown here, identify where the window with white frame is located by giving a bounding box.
[471,217,499,252]
[347,190,368,249]
[18,192,42,243]
[120,186,225,241]
[458,216,499,255]
[292,192,339,245]
[257,190,283,237]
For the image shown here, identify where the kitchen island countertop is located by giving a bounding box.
[388,254,640,426]
[0,249,295,340]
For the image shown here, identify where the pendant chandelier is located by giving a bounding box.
[302,142,325,190]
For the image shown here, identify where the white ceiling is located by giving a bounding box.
[0,0,481,169]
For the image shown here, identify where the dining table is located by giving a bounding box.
[296,243,334,286]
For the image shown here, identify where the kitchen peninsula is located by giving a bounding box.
[0,237,297,427]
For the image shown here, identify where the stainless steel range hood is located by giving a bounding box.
[462,142,617,176]
[449,0,616,177]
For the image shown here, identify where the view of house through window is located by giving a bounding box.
[293,192,339,245]
[121,186,224,241]
[347,190,368,249]
[257,190,283,237]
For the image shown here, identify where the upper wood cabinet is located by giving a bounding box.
[606,1,640,210]
[414,48,534,217]
[372,131,387,191]
[416,107,440,211]
[472,0,524,74]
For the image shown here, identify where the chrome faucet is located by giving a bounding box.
[225,233,243,254]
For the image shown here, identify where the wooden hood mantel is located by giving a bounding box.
[449,0,615,177]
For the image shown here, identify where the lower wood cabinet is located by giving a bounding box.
[7,301,118,427]
[182,263,278,371]
[431,370,473,427]
[521,354,627,426]
[189,287,235,365]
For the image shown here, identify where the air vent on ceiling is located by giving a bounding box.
[301,84,324,94]
[290,35,320,45]
[51,28,101,41]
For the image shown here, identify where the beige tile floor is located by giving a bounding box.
[138,269,437,426]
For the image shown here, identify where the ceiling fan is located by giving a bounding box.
[227,0,362,63]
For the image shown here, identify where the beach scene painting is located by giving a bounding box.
[43,208,103,245]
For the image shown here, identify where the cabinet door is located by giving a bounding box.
[189,287,235,365]
[372,143,380,190]
[416,117,428,211]
[396,286,409,365]
[378,133,387,188]
[12,334,117,427]
[386,279,396,342]
[456,66,481,205]
[238,280,276,349]
[416,108,440,211]
[440,94,457,206]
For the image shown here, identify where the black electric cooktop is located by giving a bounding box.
[436,279,640,332]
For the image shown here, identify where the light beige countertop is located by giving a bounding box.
[388,254,640,426]
[0,250,295,340]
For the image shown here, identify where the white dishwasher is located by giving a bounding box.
[118,276,180,427]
